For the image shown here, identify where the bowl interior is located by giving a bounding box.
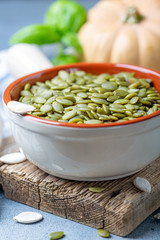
[3,63,160,128]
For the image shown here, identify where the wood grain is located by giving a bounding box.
[0,137,160,236]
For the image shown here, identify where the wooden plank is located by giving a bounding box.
[0,137,160,236]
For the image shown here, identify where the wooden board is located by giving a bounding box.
[0,137,160,237]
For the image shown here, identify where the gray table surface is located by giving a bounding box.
[0,1,160,240]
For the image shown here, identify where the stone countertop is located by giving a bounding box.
[0,191,160,240]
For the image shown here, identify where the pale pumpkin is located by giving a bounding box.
[78,0,160,71]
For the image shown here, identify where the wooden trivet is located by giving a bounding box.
[0,137,160,236]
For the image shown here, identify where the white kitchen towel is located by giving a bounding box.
[0,50,14,137]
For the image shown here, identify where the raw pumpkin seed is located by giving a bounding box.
[130,96,139,104]
[114,89,128,97]
[102,82,117,91]
[53,102,64,113]
[20,90,32,97]
[133,177,151,193]
[18,70,160,124]
[84,120,103,124]
[40,104,52,113]
[34,96,46,104]
[91,97,108,105]
[56,98,73,106]
[48,231,64,240]
[97,229,110,238]
[154,213,160,220]
[62,110,77,120]
[13,212,42,224]
[7,101,35,114]
[24,83,31,91]
[0,152,26,164]
[89,187,105,193]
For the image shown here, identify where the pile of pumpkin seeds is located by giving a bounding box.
[19,70,160,124]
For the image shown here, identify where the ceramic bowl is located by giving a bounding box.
[3,63,160,181]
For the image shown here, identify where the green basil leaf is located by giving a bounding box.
[9,24,61,45]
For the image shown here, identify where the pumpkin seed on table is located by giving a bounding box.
[133,177,151,193]
[97,229,110,238]
[89,187,105,193]
[154,213,160,220]
[0,152,26,164]
[13,212,43,224]
[48,231,64,240]
[18,70,160,124]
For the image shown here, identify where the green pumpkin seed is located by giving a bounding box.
[19,70,160,124]
[84,120,103,124]
[110,108,125,113]
[31,111,44,116]
[77,99,92,104]
[88,103,98,110]
[21,96,33,104]
[75,70,86,77]
[78,107,91,111]
[130,96,139,104]
[138,88,146,97]
[77,92,88,98]
[89,187,105,193]
[40,104,52,113]
[107,95,119,102]
[92,93,107,99]
[58,70,69,80]
[129,81,141,88]
[46,96,56,104]
[62,110,77,120]
[20,90,32,97]
[56,98,73,106]
[140,99,152,106]
[98,115,110,121]
[52,101,64,113]
[114,89,128,97]
[125,93,137,100]
[113,113,126,118]
[110,103,124,109]
[109,115,119,121]
[34,96,46,104]
[91,98,108,105]
[114,99,129,104]
[148,96,160,100]
[152,105,158,112]
[102,104,109,115]
[97,229,110,238]
[40,90,53,99]
[24,83,31,91]
[48,231,64,240]
[97,107,105,114]
[133,112,144,118]
[90,110,99,119]
[87,110,94,119]
[102,82,117,91]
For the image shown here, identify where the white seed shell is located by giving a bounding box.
[0,152,26,164]
[133,177,151,193]
[7,101,35,114]
[154,213,160,219]
[13,212,43,224]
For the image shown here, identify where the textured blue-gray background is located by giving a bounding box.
[0,1,160,239]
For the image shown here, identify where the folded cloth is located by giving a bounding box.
[0,50,15,137]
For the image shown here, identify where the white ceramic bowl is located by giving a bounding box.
[3,63,160,181]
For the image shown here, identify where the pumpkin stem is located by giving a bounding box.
[123,6,144,24]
